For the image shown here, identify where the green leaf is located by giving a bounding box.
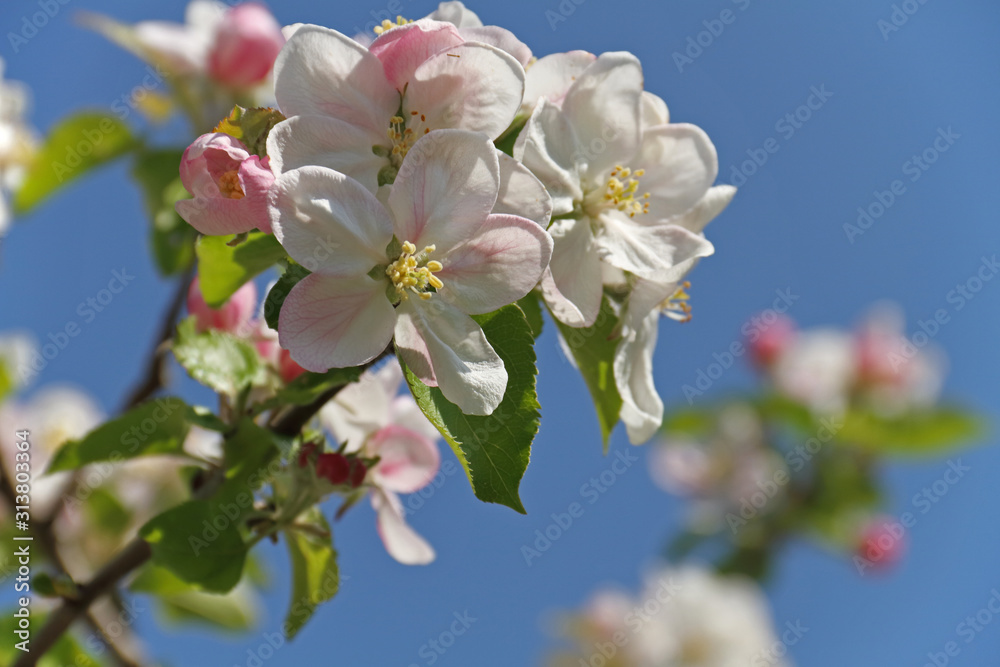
[283,512,339,640]
[173,317,266,396]
[132,148,198,275]
[553,297,623,451]
[401,305,539,513]
[131,565,259,631]
[196,232,287,308]
[269,367,365,407]
[264,263,311,330]
[0,359,13,403]
[84,487,133,535]
[223,418,282,490]
[48,397,190,472]
[838,406,983,455]
[661,408,716,438]
[214,105,286,158]
[494,114,528,157]
[15,111,136,213]
[517,291,544,339]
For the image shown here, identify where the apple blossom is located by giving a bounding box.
[856,515,907,571]
[749,313,797,367]
[207,3,286,88]
[0,58,36,236]
[0,331,38,391]
[186,277,258,334]
[424,2,532,67]
[320,360,442,565]
[516,51,719,330]
[176,132,275,236]
[268,130,553,415]
[266,19,525,193]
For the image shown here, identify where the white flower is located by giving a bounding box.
[321,360,442,565]
[0,59,36,235]
[426,2,532,67]
[773,329,856,414]
[269,130,553,415]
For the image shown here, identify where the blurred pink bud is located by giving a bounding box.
[748,313,796,367]
[176,133,275,236]
[856,516,907,572]
[253,321,307,383]
[187,277,258,334]
[208,3,285,88]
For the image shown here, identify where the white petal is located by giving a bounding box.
[390,395,442,442]
[668,184,737,234]
[615,311,663,445]
[562,52,643,177]
[427,1,484,28]
[387,129,499,253]
[369,425,440,493]
[539,217,603,328]
[641,91,670,128]
[372,490,436,565]
[407,42,525,140]
[279,274,396,371]
[523,50,596,111]
[636,124,719,219]
[594,216,715,279]
[394,298,506,416]
[269,167,393,276]
[320,366,396,451]
[273,25,398,136]
[514,99,583,217]
[495,153,553,228]
[459,26,532,67]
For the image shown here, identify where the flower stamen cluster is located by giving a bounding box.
[386,241,444,301]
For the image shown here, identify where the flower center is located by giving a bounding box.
[584,165,650,219]
[374,15,412,35]
[217,170,245,199]
[659,281,693,323]
[386,241,444,301]
[386,112,432,167]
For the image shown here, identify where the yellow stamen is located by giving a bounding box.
[217,170,245,199]
[386,240,445,301]
[374,15,412,35]
[659,281,693,323]
[602,165,650,218]
[385,112,432,166]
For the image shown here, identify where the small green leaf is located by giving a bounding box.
[661,408,716,438]
[283,511,339,640]
[553,297,623,451]
[0,359,13,403]
[15,111,136,213]
[32,573,58,598]
[132,148,198,275]
[214,106,286,157]
[269,367,365,407]
[84,487,133,535]
[494,114,528,157]
[517,291,545,339]
[173,317,266,396]
[131,565,260,632]
[48,397,190,472]
[196,232,287,308]
[264,264,312,330]
[401,305,539,513]
[838,406,984,455]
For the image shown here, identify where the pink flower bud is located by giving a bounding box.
[856,516,907,572]
[316,452,351,485]
[252,321,307,383]
[187,277,258,334]
[207,3,285,88]
[176,133,275,237]
[748,313,796,367]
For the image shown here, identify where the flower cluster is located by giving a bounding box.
[0,58,36,235]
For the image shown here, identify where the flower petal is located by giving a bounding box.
[594,215,715,280]
[372,489,435,565]
[386,129,499,253]
[459,26,532,67]
[407,42,524,140]
[615,311,663,445]
[523,50,596,110]
[428,1,484,28]
[279,274,395,371]
[668,184,737,234]
[514,100,583,216]
[369,19,465,90]
[273,25,398,136]
[636,123,719,219]
[438,214,552,314]
[562,51,643,177]
[394,298,506,415]
[540,217,603,328]
[268,166,393,276]
[369,424,441,493]
[641,91,670,128]
[320,365,397,452]
[266,115,387,191]
[495,153,553,228]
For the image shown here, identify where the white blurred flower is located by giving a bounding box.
[772,329,855,413]
[0,59,36,235]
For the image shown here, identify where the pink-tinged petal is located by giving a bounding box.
[636,124,719,219]
[438,214,553,315]
[459,26,531,67]
[266,115,387,192]
[615,311,663,445]
[187,277,258,334]
[523,50,596,110]
[369,424,441,493]
[667,185,736,234]
[207,3,285,88]
[273,25,398,136]
[407,43,524,140]
[562,52,643,177]
[237,155,275,234]
[641,91,670,128]
[268,167,393,276]
[390,394,441,442]
[540,217,602,328]
[369,19,464,91]
[279,274,395,371]
[320,362,402,452]
[427,1,484,28]
[495,153,553,228]
[394,298,506,416]
[594,216,715,280]
[372,490,435,565]
[514,100,582,216]
[387,130,499,253]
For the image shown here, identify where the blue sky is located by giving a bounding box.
[1,0,999,665]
